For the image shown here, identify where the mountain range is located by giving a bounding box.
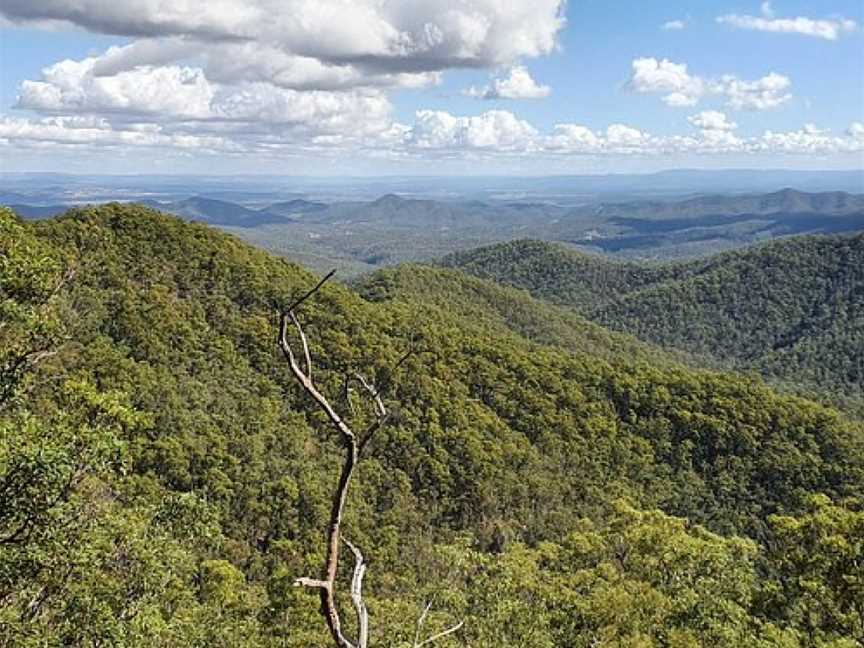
[9,188,864,275]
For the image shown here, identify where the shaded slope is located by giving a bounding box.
[444,235,864,404]
[141,196,288,226]
[442,239,675,307]
[357,264,691,368]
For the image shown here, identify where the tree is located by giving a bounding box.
[0,207,73,409]
[762,494,864,645]
[278,271,461,648]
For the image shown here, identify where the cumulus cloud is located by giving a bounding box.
[406,109,538,151]
[688,111,738,131]
[753,125,858,154]
[717,2,857,40]
[544,120,861,157]
[15,53,397,142]
[604,124,648,147]
[464,65,550,100]
[3,2,566,161]
[718,72,791,111]
[0,0,567,79]
[628,57,792,111]
[661,20,686,31]
[628,58,705,107]
[87,39,442,92]
[3,109,863,160]
[0,115,234,152]
[19,58,216,118]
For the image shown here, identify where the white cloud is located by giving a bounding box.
[628,58,705,107]
[464,65,550,100]
[716,72,791,111]
[3,109,863,161]
[0,0,567,80]
[406,109,538,151]
[15,55,396,141]
[717,3,857,40]
[546,124,601,152]
[604,124,647,147]
[89,39,442,92]
[0,116,234,153]
[4,3,566,163]
[661,20,686,31]
[628,57,792,111]
[19,58,216,118]
[753,125,858,153]
[688,110,738,131]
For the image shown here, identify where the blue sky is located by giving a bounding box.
[0,0,862,174]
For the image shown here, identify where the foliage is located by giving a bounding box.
[443,236,864,413]
[1,204,863,645]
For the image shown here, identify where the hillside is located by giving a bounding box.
[591,188,864,220]
[443,236,864,408]
[3,203,864,646]
[357,264,694,369]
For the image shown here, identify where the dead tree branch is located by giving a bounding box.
[412,600,465,648]
[279,271,380,648]
[279,271,460,647]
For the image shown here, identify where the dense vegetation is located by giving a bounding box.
[444,237,864,412]
[2,203,864,646]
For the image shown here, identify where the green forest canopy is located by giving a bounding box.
[2,204,863,646]
[443,237,864,411]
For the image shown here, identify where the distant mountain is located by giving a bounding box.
[140,196,288,227]
[236,189,864,272]
[589,189,864,219]
[8,204,71,219]
[2,169,862,202]
[5,188,863,272]
[263,199,328,218]
[444,235,864,408]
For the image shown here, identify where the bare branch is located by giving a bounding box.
[352,373,386,418]
[344,538,369,648]
[413,601,434,648]
[279,313,356,445]
[415,621,465,648]
[278,274,426,648]
[349,372,390,453]
[413,600,464,648]
[358,414,390,455]
[285,269,336,315]
[290,311,314,380]
[279,270,360,648]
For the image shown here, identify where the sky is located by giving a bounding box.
[0,0,862,175]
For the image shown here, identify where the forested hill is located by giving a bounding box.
[589,188,864,219]
[443,236,864,407]
[3,203,864,646]
[356,264,692,368]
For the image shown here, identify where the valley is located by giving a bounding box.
[9,180,864,276]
